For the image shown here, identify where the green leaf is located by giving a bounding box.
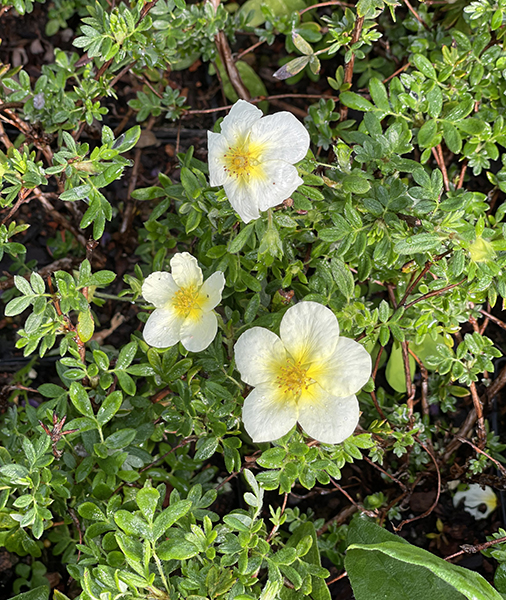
[292,32,313,55]
[411,54,436,79]
[9,586,50,600]
[369,77,390,111]
[5,295,32,316]
[330,258,355,300]
[158,537,199,560]
[427,85,442,118]
[116,341,137,370]
[342,173,370,194]
[273,56,311,80]
[228,223,255,253]
[113,125,141,153]
[105,428,136,449]
[60,184,92,202]
[69,382,94,418]
[385,341,415,393]
[78,502,107,521]
[442,121,462,154]
[339,92,374,112]
[152,499,192,540]
[97,391,123,426]
[346,534,501,600]
[77,309,95,343]
[418,120,438,148]
[394,233,442,254]
[137,486,160,523]
[194,436,219,461]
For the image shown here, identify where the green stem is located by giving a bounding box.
[153,549,170,595]
[93,291,137,302]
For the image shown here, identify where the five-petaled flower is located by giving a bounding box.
[208,99,310,223]
[142,252,225,352]
[234,301,372,444]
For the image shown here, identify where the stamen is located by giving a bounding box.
[173,285,199,318]
[276,359,311,398]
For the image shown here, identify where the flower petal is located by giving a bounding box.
[298,388,359,444]
[242,384,297,442]
[280,302,340,366]
[180,310,217,352]
[253,161,303,212]
[235,327,286,386]
[250,112,310,164]
[220,100,263,143]
[142,271,179,308]
[170,252,203,288]
[208,131,229,187]
[143,308,184,348]
[453,484,497,520]
[223,177,262,223]
[310,337,372,397]
[199,271,226,312]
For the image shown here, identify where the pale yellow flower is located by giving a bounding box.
[234,302,371,444]
[208,100,310,223]
[142,253,225,352]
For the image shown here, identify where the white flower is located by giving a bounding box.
[208,99,310,223]
[453,483,497,520]
[142,253,225,352]
[234,301,372,444]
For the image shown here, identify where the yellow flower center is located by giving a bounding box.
[276,358,311,397]
[173,285,200,318]
[223,140,264,180]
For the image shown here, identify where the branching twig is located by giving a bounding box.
[404,278,466,310]
[445,535,506,562]
[393,441,440,531]
[402,0,430,30]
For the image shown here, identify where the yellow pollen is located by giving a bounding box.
[223,143,261,179]
[173,285,200,318]
[276,359,310,397]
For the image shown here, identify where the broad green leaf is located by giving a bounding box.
[369,77,390,111]
[77,309,95,343]
[330,258,355,300]
[339,91,374,112]
[5,295,32,316]
[347,541,500,600]
[97,391,123,426]
[427,85,442,118]
[442,121,462,154]
[346,518,502,600]
[385,341,415,393]
[411,54,436,79]
[228,223,255,253]
[418,119,438,148]
[9,586,50,600]
[136,486,160,523]
[158,537,199,560]
[69,382,94,418]
[152,499,192,540]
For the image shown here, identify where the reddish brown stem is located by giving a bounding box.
[446,536,506,562]
[402,0,430,30]
[339,16,364,121]
[404,279,466,310]
[393,441,440,532]
[470,381,486,448]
